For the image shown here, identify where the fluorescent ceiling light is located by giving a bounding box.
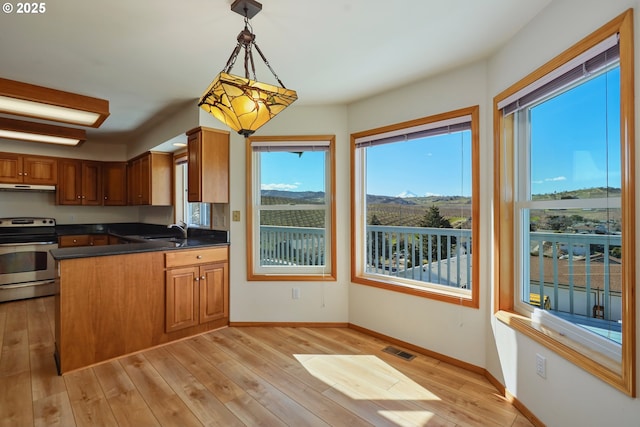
[0,78,109,127]
[0,117,85,146]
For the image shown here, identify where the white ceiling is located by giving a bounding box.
[0,0,551,146]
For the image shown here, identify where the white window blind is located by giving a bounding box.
[498,34,619,115]
[354,115,471,148]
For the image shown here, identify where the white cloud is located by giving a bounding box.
[424,191,442,197]
[261,183,299,191]
[544,176,567,182]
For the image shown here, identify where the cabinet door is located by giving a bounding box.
[138,155,151,205]
[103,162,127,206]
[199,262,228,324]
[187,131,202,202]
[57,159,82,205]
[81,161,103,205]
[0,153,22,183]
[186,127,229,203]
[23,155,57,185]
[165,267,199,332]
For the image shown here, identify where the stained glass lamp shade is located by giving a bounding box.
[199,72,297,137]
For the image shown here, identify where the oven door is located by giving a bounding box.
[0,241,58,286]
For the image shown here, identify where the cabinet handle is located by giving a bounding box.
[77,195,81,199]
[196,255,202,259]
[23,172,27,175]
[195,277,200,281]
[73,239,77,243]
[201,275,206,280]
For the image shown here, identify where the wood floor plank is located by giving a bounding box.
[0,372,34,427]
[165,339,247,404]
[0,300,30,377]
[167,339,287,427]
[193,333,331,427]
[33,391,76,427]
[144,346,244,427]
[119,353,202,427]
[64,368,118,427]
[93,360,160,427]
[0,298,7,353]
[214,328,374,427]
[224,327,335,393]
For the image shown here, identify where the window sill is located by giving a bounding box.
[353,275,478,308]
[494,310,630,394]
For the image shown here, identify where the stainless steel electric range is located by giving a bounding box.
[0,217,58,302]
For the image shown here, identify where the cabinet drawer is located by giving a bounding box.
[165,247,228,268]
[59,235,91,247]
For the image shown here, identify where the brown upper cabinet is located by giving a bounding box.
[102,162,127,206]
[57,159,103,205]
[0,152,57,185]
[186,127,229,203]
[127,152,172,206]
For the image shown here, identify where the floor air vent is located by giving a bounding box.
[382,346,416,361]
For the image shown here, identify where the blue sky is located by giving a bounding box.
[260,151,326,192]
[365,132,472,197]
[530,67,620,194]
[259,67,620,198]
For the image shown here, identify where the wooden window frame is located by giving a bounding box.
[350,106,480,308]
[493,9,636,396]
[246,135,337,281]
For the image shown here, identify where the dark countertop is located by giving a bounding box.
[51,222,229,261]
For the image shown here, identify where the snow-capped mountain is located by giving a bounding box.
[396,190,418,198]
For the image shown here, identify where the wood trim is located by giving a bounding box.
[245,135,337,282]
[484,371,546,427]
[0,116,86,142]
[348,323,485,375]
[350,106,480,308]
[230,321,349,328]
[0,77,109,127]
[492,8,635,396]
[350,322,544,427]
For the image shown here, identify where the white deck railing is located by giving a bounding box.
[258,225,621,325]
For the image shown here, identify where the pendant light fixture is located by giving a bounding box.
[198,0,297,137]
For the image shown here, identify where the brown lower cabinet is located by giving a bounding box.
[165,247,229,332]
[54,246,229,374]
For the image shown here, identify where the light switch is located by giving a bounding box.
[232,210,241,221]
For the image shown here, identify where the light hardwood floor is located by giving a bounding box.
[0,296,534,427]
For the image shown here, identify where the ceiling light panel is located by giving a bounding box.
[0,78,109,127]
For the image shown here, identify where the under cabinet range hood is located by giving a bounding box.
[0,183,56,192]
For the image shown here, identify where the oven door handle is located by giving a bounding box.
[0,280,56,290]
[0,241,57,247]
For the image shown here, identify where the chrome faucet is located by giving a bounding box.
[168,220,188,238]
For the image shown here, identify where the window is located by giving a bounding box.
[174,155,210,228]
[351,107,479,307]
[494,10,635,395]
[246,135,336,280]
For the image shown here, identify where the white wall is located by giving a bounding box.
[225,105,350,323]
[485,1,640,425]
[347,61,490,368]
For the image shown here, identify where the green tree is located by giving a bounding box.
[419,206,453,261]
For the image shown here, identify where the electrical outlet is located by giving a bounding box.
[232,210,241,221]
[536,353,546,378]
